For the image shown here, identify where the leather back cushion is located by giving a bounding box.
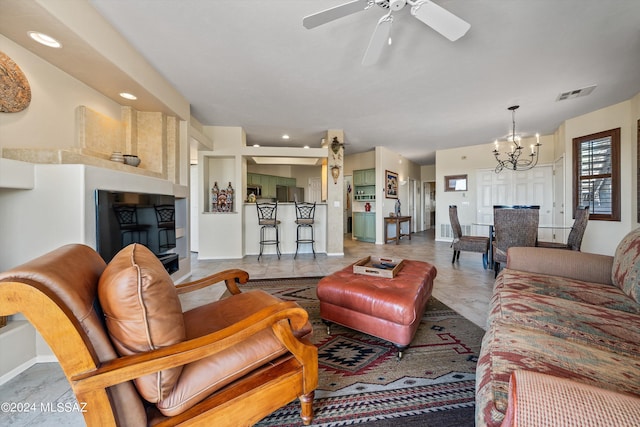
[612,227,640,303]
[98,244,186,403]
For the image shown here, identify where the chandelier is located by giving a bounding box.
[492,105,541,173]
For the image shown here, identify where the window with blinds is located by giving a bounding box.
[573,128,620,221]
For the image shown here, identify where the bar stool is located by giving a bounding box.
[294,202,316,259]
[113,205,151,246]
[154,204,176,251]
[256,201,281,260]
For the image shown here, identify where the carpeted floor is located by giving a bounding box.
[238,277,485,427]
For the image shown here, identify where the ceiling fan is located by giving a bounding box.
[303,0,470,66]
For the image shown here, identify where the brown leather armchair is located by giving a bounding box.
[0,243,317,426]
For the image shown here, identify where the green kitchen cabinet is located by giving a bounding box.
[353,212,375,242]
[353,168,376,201]
[247,173,297,197]
[353,168,375,186]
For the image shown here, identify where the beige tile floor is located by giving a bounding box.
[0,230,495,426]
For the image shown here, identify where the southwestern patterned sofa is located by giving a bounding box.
[476,227,640,426]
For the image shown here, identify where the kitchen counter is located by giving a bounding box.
[244,203,327,256]
[244,202,327,205]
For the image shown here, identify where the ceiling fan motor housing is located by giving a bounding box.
[376,0,407,11]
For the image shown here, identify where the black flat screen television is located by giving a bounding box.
[95,190,178,272]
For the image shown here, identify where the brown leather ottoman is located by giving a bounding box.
[317,260,437,359]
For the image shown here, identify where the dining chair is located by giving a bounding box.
[537,206,589,251]
[449,205,490,269]
[493,206,539,277]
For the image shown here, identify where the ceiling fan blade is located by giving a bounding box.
[303,0,371,29]
[362,14,393,66]
[410,0,470,41]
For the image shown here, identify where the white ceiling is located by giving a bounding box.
[5,1,640,165]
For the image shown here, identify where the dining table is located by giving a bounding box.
[473,222,572,267]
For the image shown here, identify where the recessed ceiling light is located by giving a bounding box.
[119,92,137,100]
[27,31,62,48]
[303,145,310,149]
[282,134,290,140]
[253,144,260,147]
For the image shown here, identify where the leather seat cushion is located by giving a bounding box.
[98,243,186,404]
[156,289,312,416]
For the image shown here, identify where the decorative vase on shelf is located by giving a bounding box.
[110,151,124,163]
[123,154,140,167]
[226,182,234,212]
[211,182,219,212]
[365,202,371,212]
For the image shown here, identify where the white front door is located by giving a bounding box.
[423,182,431,229]
[309,177,322,203]
[476,165,554,240]
[553,156,566,243]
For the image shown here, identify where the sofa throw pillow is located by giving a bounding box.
[98,243,185,403]
[612,227,640,303]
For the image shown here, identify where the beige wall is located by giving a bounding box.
[0,35,122,150]
[375,146,423,242]
[435,94,640,255]
[435,134,555,237]
[344,150,375,174]
[421,164,436,182]
[561,97,638,254]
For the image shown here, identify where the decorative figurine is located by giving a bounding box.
[217,190,229,212]
[395,199,401,217]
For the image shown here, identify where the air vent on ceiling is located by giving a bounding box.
[556,85,597,101]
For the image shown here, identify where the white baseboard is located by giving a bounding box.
[0,355,57,386]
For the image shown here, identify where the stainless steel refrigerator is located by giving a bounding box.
[276,186,304,202]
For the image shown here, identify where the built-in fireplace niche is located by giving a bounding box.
[95,189,178,273]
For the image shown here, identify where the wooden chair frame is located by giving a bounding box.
[0,267,318,426]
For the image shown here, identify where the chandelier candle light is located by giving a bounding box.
[492,105,541,173]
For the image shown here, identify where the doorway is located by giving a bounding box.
[344,175,353,234]
[423,182,435,229]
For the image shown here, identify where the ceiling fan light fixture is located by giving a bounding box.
[388,0,407,11]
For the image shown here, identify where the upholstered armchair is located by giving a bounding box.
[492,206,539,277]
[537,205,589,251]
[0,243,318,426]
[449,205,490,269]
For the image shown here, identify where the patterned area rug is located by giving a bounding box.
[237,277,485,427]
